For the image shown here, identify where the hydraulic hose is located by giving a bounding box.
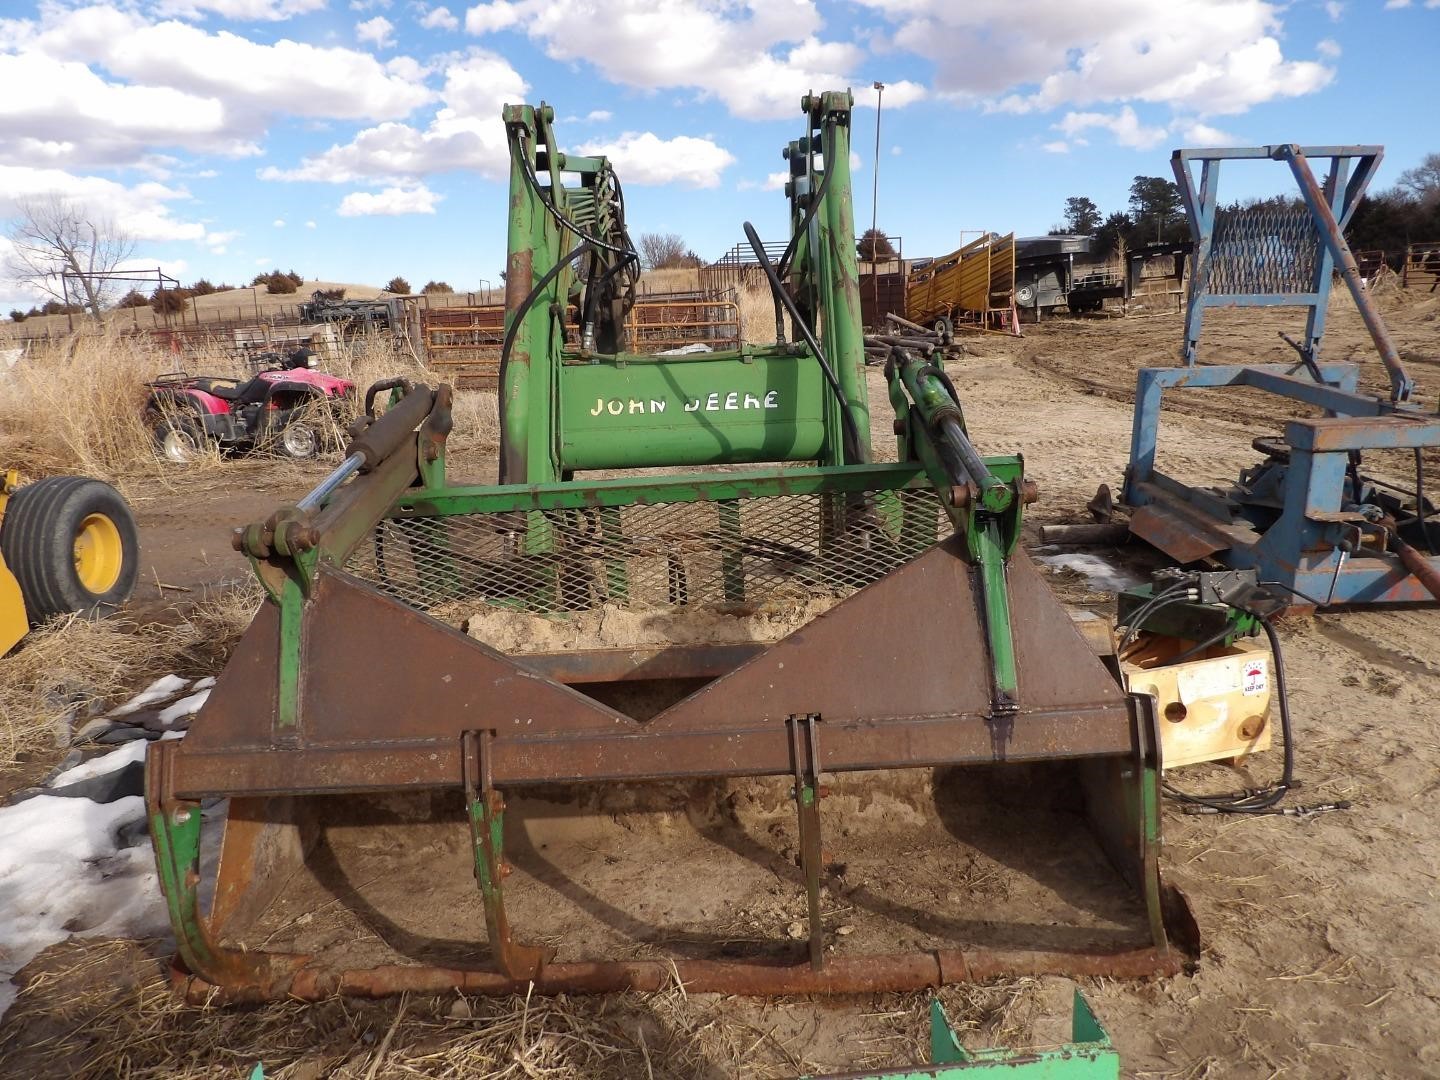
[777,125,836,279]
[742,221,866,464]
[1161,613,1296,814]
[496,241,587,479]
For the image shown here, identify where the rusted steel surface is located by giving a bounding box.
[516,643,765,683]
[166,540,1135,798]
[1392,535,1440,602]
[1127,497,1238,564]
[174,945,1180,1004]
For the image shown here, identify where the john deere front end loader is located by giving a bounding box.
[147,92,1193,1002]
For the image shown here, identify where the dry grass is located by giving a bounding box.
[0,330,179,484]
[0,581,262,767]
[638,268,703,294]
[0,330,498,488]
[0,936,1046,1079]
[737,283,789,346]
[0,941,785,1079]
[0,280,388,341]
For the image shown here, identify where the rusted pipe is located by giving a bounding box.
[1038,523,1132,545]
[174,946,1180,1004]
[1392,535,1440,603]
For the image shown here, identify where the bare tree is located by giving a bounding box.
[1396,152,1440,207]
[638,232,690,270]
[5,194,135,319]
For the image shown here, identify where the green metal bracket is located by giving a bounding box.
[149,796,215,977]
[806,991,1119,1079]
[462,729,553,981]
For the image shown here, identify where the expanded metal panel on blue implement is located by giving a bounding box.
[1207,205,1320,296]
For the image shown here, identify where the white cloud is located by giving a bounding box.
[1056,106,1168,150]
[1316,38,1342,59]
[338,184,441,216]
[356,16,395,48]
[203,229,239,254]
[857,0,1332,121]
[261,50,525,183]
[586,109,612,123]
[155,0,327,21]
[0,4,434,183]
[0,165,214,245]
[764,171,789,191]
[0,51,254,170]
[272,218,285,227]
[305,219,317,228]
[854,81,926,110]
[463,0,924,120]
[1041,140,1069,154]
[420,6,460,30]
[1324,1,1344,18]
[1177,120,1238,144]
[575,132,736,188]
[29,6,432,125]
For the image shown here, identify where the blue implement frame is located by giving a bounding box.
[1122,144,1440,608]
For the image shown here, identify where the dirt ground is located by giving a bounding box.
[4,292,1440,1077]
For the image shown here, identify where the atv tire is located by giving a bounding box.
[0,476,139,621]
[279,421,320,460]
[152,415,205,464]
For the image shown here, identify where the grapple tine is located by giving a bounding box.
[463,729,554,981]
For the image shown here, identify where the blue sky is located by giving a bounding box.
[0,0,1436,309]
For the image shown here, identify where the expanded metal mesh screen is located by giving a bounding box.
[1206,206,1320,295]
[346,488,947,623]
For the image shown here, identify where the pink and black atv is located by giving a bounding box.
[144,347,355,463]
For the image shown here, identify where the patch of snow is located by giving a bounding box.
[0,793,169,1020]
[110,674,189,717]
[46,741,149,787]
[192,676,217,691]
[157,689,210,725]
[1036,552,1144,594]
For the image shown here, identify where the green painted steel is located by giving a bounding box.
[275,574,304,731]
[149,800,213,976]
[808,90,870,464]
[395,462,933,517]
[500,102,571,485]
[974,519,1019,702]
[558,351,830,469]
[499,94,870,482]
[806,992,1119,1078]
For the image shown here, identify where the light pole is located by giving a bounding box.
[870,81,885,322]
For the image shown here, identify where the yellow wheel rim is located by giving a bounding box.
[74,513,124,594]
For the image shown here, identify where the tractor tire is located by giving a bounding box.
[279,421,320,460]
[152,415,205,464]
[0,476,139,621]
